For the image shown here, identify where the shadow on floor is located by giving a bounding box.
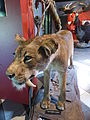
[81,102,90,120]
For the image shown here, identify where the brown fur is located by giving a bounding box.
[6,30,73,110]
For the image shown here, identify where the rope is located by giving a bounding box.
[36,1,51,36]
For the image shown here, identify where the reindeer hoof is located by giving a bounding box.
[56,101,65,111]
[40,98,50,110]
[68,65,74,69]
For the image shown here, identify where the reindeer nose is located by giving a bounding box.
[6,71,15,79]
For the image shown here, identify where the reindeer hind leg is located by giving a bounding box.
[68,55,74,69]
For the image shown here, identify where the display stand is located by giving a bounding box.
[32,68,84,120]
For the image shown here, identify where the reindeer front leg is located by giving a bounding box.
[56,71,66,111]
[40,69,50,109]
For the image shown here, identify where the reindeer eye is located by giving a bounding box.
[24,56,32,63]
[13,52,15,57]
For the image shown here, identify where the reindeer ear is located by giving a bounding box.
[38,39,58,58]
[15,34,33,45]
[15,34,26,42]
[38,45,51,58]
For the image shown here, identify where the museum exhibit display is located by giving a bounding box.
[0,0,90,119]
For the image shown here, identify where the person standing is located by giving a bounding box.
[74,13,81,37]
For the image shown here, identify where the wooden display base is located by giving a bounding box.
[33,99,84,120]
[31,68,84,120]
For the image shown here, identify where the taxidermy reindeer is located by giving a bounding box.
[6,0,74,111]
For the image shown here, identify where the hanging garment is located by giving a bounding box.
[20,0,35,39]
